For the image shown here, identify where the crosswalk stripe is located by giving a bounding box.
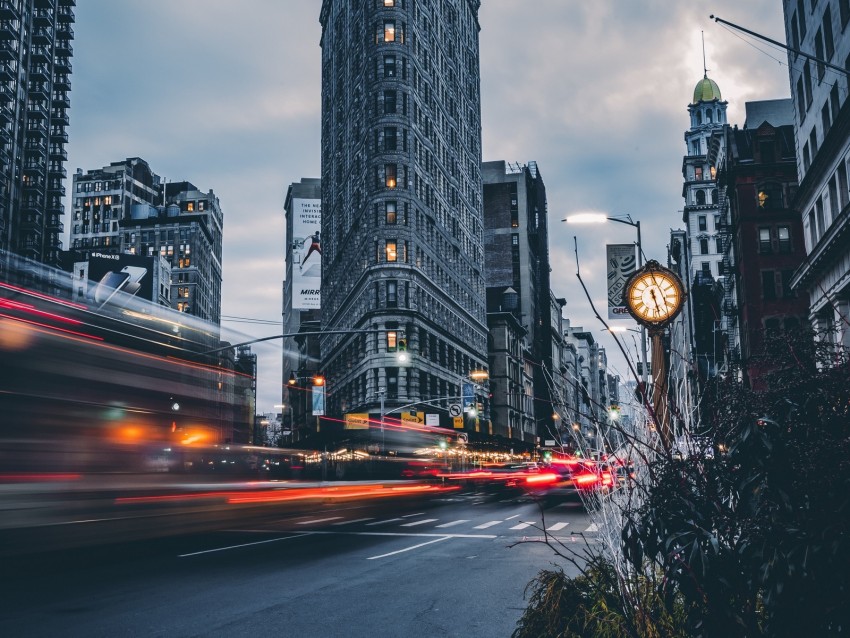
[546,522,568,531]
[296,517,343,525]
[473,520,501,529]
[510,522,532,530]
[435,520,469,528]
[365,518,404,526]
[585,523,599,533]
[401,512,425,518]
[332,517,374,526]
[401,518,438,527]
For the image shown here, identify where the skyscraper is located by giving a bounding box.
[0,0,75,270]
[482,160,553,442]
[318,0,488,434]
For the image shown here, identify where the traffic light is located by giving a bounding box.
[312,373,325,386]
[288,372,297,386]
[542,450,552,461]
[397,338,406,352]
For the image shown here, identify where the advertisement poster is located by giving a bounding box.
[607,244,637,319]
[291,198,322,310]
[312,384,325,416]
[86,253,156,308]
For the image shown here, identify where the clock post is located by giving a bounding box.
[621,260,686,452]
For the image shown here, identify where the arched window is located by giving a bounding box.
[716,108,721,122]
[707,109,713,123]
[696,111,702,125]
[711,189,718,204]
[696,190,706,205]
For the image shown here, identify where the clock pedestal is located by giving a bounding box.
[650,329,672,451]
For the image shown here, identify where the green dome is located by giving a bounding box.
[693,75,722,103]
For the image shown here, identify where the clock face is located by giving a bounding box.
[625,267,684,325]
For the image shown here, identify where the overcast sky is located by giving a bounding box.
[65,1,791,413]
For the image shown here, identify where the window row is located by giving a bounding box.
[757,226,793,253]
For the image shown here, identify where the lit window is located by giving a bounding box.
[187,202,194,212]
[386,201,397,224]
[695,166,703,181]
[758,191,768,207]
[387,330,398,350]
[385,164,397,188]
[384,0,394,6]
[759,228,771,252]
[710,166,717,179]
[384,21,395,42]
[778,226,791,252]
[386,240,397,262]
[198,201,204,211]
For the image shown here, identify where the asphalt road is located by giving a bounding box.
[1,491,594,637]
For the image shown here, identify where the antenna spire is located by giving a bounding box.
[702,31,708,77]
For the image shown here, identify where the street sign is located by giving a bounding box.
[453,416,464,429]
[457,433,468,444]
[401,411,425,425]
[344,413,369,430]
[425,413,440,426]
[448,403,462,417]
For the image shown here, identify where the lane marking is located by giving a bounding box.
[435,519,469,528]
[365,517,404,526]
[297,516,343,525]
[473,521,501,529]
[401,518,438,527]
[585,523,599,533]
[179,533,313,557]
[510,522,532,530]
[546,522,568,531]
[367,536,451,560]
[305,530,497,539]
[401,512,425,518]
[331,517,374,526]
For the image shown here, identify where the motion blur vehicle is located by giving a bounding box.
[441,462,551,499]
[533,458,615,508]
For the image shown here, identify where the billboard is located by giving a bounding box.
[312,384,325,416]
[291,197,322,310]
[85,254,156,309]
[606,244,637,319]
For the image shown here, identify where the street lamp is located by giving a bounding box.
[563,212,649,386]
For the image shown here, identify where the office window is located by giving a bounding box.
[841,0,850,29]
[695,166,703,181]
[825,7,835,59]
[384,55,396,78]
[762,270,777,300]
[815,29,825,80]
[187,202,194,212]
[696,190,706,205]
[385,163,397,188]
[384,0,394,6]
[385,200,397,224]
[384,126,397,150]
[715,237,723,253]
[698,215,707,231]
[804,62,813,107]
[387,280,397,307]
[759,227,772,252]
[714,214,721,229]
[778,225,791,252]
[701,262,711,276]
[781,270,795,298]
[700,238,709,255]
[386,240,397,262]
[384,90,396,114]
[387,330,398,351]
[384,20,395,42]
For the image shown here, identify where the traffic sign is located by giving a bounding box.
[457,433,468,444]
[453,416,464,429]
[449,403,462,417]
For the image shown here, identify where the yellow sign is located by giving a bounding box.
[453,416,464,429]
[345,413,370,430]
[401,411,425,426]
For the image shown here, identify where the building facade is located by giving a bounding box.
[69,160,223,324]
[783,1,850,349]
[482,160,554,441]
[69,158,161,260]
[317,0,489,436]
[283,178,322,441]
[0,0,74,270]
[709,99,809,388]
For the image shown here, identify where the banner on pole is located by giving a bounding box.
[607,244,637,319]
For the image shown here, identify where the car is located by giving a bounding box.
[533,458,614,507]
